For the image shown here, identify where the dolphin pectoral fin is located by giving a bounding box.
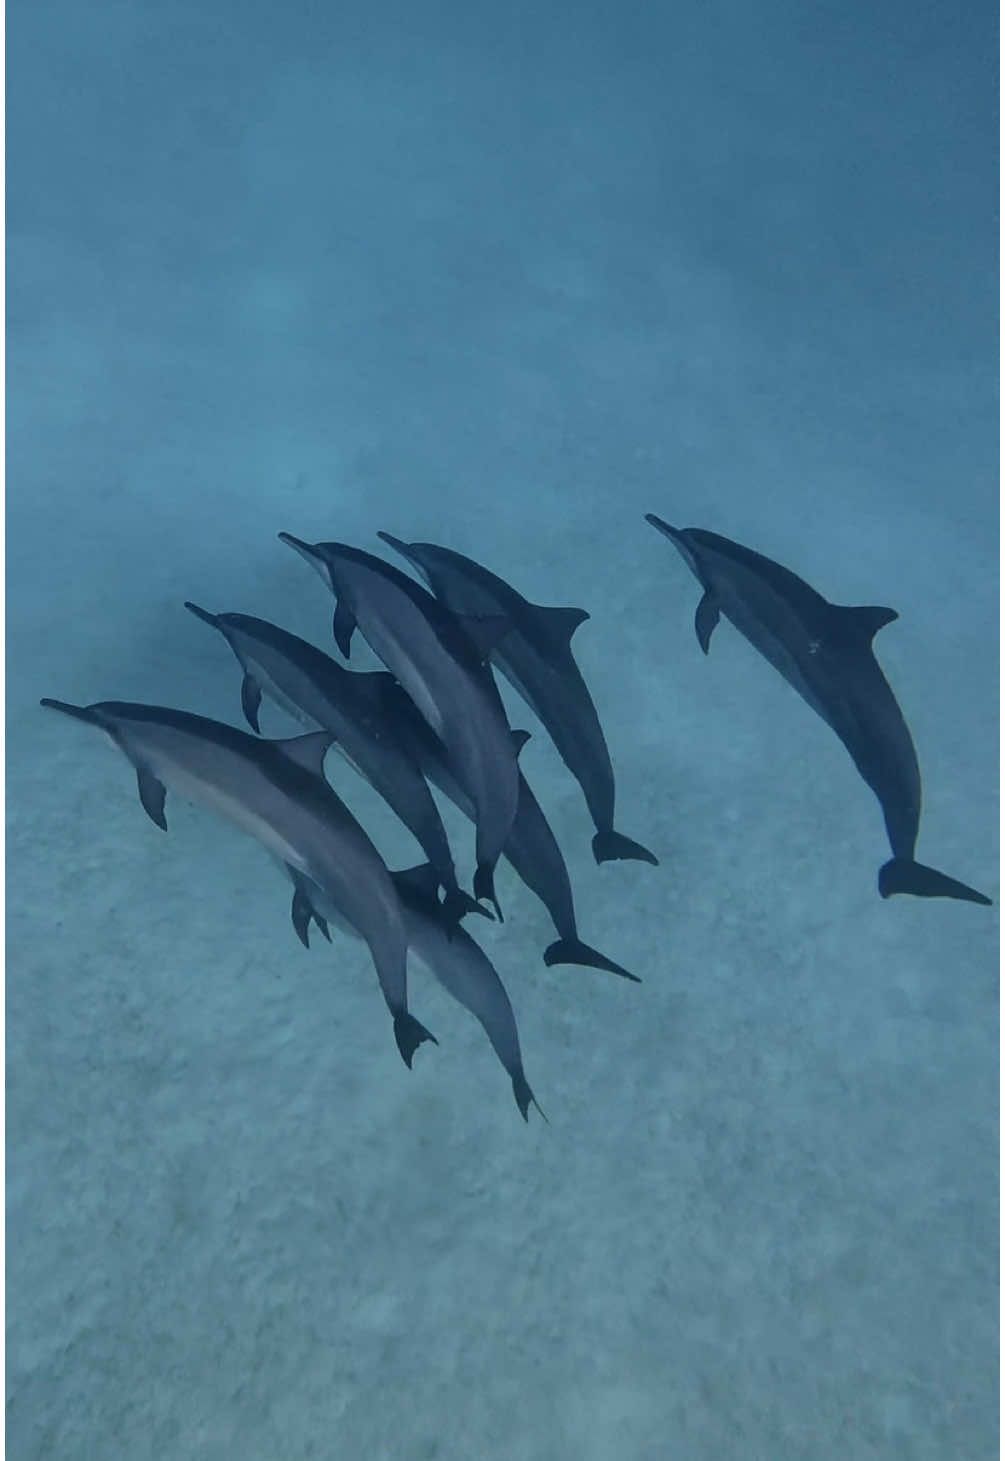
[332,600,356,657]
[543,938,641,983]
[136,767,168,830]
[592,828,659,866]
[286,867,332,947]
[291,886,313,948]
[879,857,992,906]
[393,1010,438,1068]
[694,590,721,654]
[241,673,263,733]
[290,887,331,947]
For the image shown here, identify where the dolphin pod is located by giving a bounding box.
[41,518,992,1120]
[376,534,658,868]
[277,535,521,921]
[182,603,488,929]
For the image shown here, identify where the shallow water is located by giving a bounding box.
[7,3,998,1457]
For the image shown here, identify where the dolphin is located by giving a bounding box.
[376,675,640,982]
[292,863,544,1121]
[645,515,993,906]
[183,603,487,928]
[278,533,522,919]
[39,698,438,1064]
[375,533,658,868]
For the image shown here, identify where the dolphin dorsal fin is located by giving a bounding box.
[276,730,335,776]
[831,603,899,645]
[536,605,590,640]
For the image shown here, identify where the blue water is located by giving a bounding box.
[8,3,998,1457]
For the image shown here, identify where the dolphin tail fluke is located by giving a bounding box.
[441,887,494,933]
[592,828,659,867]
[511,1071,547,1124]
[393,1010,438,1068]
[879,857,992,907]
[474,862,504,922]
[543,938,641,983]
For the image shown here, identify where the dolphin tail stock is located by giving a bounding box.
[878,857,992,907]
[511,1071,547,1124]
[543,937,641,983]
[393,1009,438,1068]
[592,828,659,867]
[474,861,504,922]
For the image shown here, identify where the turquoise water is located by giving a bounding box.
[8,3,998,1457]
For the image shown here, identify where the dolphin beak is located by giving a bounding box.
[644,514,682,543]
[645,515,701,580]
[377,532,427,581]
[40,698,98,725]
[184,601,218,628]
[278,531,333,582]
[278,531,322,563]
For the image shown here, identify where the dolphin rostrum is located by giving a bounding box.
[278,533,522,918]
[292,863,545,1121]
[378,675,640,982]
[645,515,992,906]
[375,534,658,868]
[183,603,487,928]
[39,698,438,1063]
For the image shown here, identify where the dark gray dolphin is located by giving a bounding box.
[39,697,438,1064]
[278,533,522,918]
[183,603,487,928]
[645,515,992,906]
[292,863,544,1121]
[375,533,658,868]
[377,675,640,982]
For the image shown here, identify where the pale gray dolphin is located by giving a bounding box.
[293,863,544,1121]
[377,676,640,982]
[375,533,658,867]
[183,603,487,928]
[278,533,521,919]
[39,698,438,1063]
[645,515,992,906]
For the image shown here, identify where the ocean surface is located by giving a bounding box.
[7,2,998,1457]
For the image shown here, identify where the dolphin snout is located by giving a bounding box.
[278,531,320,559]
[40,698,98,725]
